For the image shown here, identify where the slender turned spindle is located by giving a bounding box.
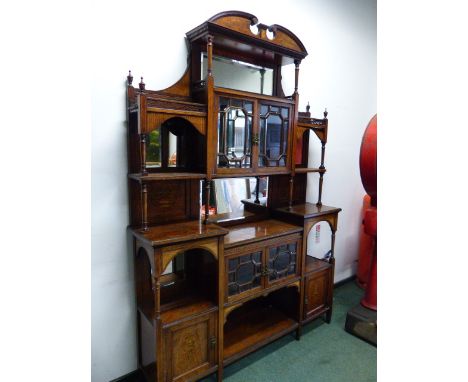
[294,59,300,94]
[141,183,148,231]
[288,175,294,209]
[317,108,328,207]
[317,173,324,207]
[127,70,133,85]
[204,179,211,224]
[207,35,213,77]
[254,176,260,204]
[140,134,148,175]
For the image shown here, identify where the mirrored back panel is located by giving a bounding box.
[202,54,273,95]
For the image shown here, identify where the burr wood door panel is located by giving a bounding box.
[304,270,329,320]
[163,312,217,382]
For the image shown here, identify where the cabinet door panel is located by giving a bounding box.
[267,240,299,285]
[164,312,217,382]
[217,97,253,171]
[304,271,329,319]
[258,104,290,168]
[226,250,263,302]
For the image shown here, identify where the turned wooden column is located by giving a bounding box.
[141,183,148,231]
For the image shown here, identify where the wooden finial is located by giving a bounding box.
[324,108,328,119]
[127,70,133,85]
[139,77,145,91]
[306,102,310,113]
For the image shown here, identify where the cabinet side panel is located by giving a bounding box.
[129,180,142,227]
[139,314,156,381]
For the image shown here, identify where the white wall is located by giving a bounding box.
[91,0,376,380]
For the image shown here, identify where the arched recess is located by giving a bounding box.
[160,247,218,307]
[145,116,205,171]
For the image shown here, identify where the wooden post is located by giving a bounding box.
[288,175,294,209]
[141,183,148,231]
[140,133,148,175]
[207,35,213,77]
[294,59,300,94]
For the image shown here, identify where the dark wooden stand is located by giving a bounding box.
[126,11,341,382]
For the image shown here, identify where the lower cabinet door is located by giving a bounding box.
[266,240,300,286]
[225,250,263,303]
[163,311,217,382]
[304,270,329,319]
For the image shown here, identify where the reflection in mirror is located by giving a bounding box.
[307,221,332,260]
[211,177,269,215]
[168,131,177,167]
[217,98,253,168]
[202,54,273,95]
[146,129,161,168]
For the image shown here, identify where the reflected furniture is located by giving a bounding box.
[126,11,341,382]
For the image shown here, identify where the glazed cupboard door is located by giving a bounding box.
[304,270,329,320]
[163,311,217,382]
[225,250,264,303]
[216,96,254,174]
[265,239,300,287]
[257,103,292,170]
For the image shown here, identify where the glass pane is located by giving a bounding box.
[217,98,252,169]
[227,252,262,297]
[146,129,161,168]
[258,105,290,167]
[268,243,297,281]
[202,54,273,95]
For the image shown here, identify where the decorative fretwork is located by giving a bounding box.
[258,104,290,167]
[268,243,297,281]
[217,97,253,168]
[227,251,262,296]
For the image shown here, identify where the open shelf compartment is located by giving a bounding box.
[223,287,299,364]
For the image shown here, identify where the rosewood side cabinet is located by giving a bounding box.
[125,11,341,382]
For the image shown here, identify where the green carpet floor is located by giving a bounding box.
[201,281,376,382]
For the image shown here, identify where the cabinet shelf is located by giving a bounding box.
[305,256,332,275]
[128,172,206,182]
[223,302,298,365]
[224,219,303,249]
[160,296,217,326]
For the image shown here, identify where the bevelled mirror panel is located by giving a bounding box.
[202,54,273,95]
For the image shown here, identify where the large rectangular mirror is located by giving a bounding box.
[200,177,269,219]
[202,54,273,95]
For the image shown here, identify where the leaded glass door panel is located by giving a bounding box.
[217,97,253,171]
[225,250,263,302]
[258,104,291,168]
[266,240,299,286]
